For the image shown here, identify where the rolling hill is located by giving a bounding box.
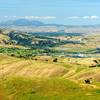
[0,25,100,100]
[0,54,100,100]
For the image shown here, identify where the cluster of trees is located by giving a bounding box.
[0,47,33,58]
[31,32,84,37]
[8,31,83,49]
[8,31,33,46]
[0,47,59,59]
[8,31,57,48]
[0,29,3,34]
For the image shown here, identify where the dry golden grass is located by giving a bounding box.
[0,54,100,100]
[0,54,100,82]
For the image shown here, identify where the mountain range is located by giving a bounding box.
[0,19,100,34]
[0,19,100,27]
[0,19,44,27]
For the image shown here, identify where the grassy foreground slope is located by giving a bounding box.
[0,54,100,100]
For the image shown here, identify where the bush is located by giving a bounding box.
[53,58,58,62]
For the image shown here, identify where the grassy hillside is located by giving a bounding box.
[0,29,100,100]
[0,54,100,100]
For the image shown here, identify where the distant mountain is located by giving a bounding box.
[0,19,44,26]
[1,19,100,34]
[1,19,100,28]
[0,19,68,27]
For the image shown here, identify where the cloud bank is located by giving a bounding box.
[3,16,56,20]
[67,16,100,20]
[1,16,100,20]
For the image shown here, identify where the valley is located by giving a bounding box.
[0,24,100,100]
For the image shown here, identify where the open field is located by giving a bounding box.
[0,29,100,100]
[0,54,100,100]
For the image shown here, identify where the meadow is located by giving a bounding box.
[0,54,100,100]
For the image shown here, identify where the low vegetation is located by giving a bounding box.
[0,29,100,100]
[0,54,100,100]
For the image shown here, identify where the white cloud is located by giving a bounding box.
[90,16,99,19]
[83,16,99,19]
[82,16,90,19]
[67,16,80,19]
[42,16,56,19]
[2,15,100,20]
[4,16,9,18]
[18,16,56,20]
[67,16,100,20]
[2,16,56,20]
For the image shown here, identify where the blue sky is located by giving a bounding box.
[0,0,100,25]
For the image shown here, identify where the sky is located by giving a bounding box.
[0,0,100,25]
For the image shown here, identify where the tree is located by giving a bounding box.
[0,29,3,34]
